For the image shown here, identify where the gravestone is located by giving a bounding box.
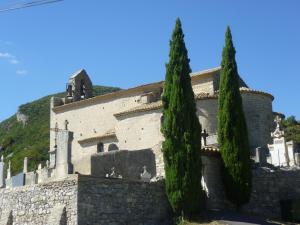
[268,116,291,166]
[0,156,4,188]
[23,157,28,173]
[256,147,267,165]
[295,153,300,167]
[11,172,25,187]
[25,171,37,185]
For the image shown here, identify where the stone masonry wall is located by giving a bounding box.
[203,159,300,220]
[0,175,78,225]
[242,167,300,219]
[0,175,172,225]
[77,176,172,225]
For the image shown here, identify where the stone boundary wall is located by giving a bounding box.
[0,175,172,225]
[242,167,300,219]
[77,176,172,225]
[0,175,78,225]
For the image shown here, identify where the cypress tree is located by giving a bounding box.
[218,26,252,208]
[161,18,204,217]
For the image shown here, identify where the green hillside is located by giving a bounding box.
[0,86,120,175]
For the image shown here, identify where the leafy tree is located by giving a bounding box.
[217,26,252,208]
[282,116,300,146]
[161,18,204,217]
[283,116,299,127]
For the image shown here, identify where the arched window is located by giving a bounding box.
[108,143,119,151]
[97,142,104,153]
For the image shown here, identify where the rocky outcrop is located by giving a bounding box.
[16,110,28,127]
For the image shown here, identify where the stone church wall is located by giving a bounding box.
[196,98,218,135]
[196,92,273,153]
[241,93,273,153]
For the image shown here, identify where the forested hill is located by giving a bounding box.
[0,86,120,175]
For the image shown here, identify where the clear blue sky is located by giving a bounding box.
[0,0,299,122]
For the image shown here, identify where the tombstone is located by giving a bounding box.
[23,157,28,173]
[295,153,300,167]
[7,161,11,179]
[11,172,25,187]
[0,156,4,188]
[25,171,37,185]
[54,130,73,178]
[49,147,56,169]
[255,147,267,165]
[37,166,49,184]
[140,166,151,182]
[5,161,12,188]
[268,116,290,167]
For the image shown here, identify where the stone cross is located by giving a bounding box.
[50,123,63,150]
[201,129,209,146]
[271,116,285,139]
[23,157,28,173]
[274,115,282,128]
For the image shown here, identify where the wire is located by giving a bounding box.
[0,0,63,13]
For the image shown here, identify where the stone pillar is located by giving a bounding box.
[295,153,300,167]
[23,157,28,173]
[0,156,4,188]
[55,130,73,178]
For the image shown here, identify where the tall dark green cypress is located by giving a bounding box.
[161,18,204,217]
[218,26,252,208]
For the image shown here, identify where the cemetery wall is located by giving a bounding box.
[0,175,78,225]
[242,167,300,219]
[0,174,172,225]
[77,176,172,225]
